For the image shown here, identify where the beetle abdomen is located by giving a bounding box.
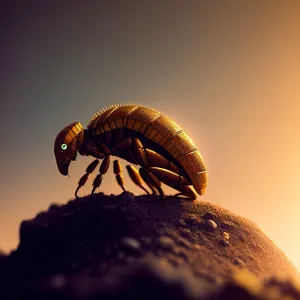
[87,104,207,195]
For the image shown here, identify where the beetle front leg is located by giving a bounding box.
[91,156,110,196]
[75,159,100,199]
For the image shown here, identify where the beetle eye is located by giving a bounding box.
[61,143,68,150]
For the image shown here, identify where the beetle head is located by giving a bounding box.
[54,122,84,176]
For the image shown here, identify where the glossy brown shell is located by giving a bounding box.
[87,104,207,195]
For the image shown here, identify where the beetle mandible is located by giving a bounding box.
[53,104,207,200]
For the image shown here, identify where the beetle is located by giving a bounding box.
[54,103,207,200]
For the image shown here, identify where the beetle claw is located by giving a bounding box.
[75,159,100,199]
[75,185,81,199]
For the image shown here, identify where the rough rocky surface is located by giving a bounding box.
[0,192,299,299]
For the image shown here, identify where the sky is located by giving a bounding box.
[1,1,300,272]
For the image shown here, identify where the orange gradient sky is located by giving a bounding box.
[1,1,300,272]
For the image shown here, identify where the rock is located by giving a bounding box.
[62,212,71,217]
[205,219,218,231]
[158,221,167,228]
[222,232,230,240]
[233,258,246,268]
[181,228,192,237]
[220,221,235,231]
[177,218,186,226]
[177,238,193,250]
[202,211,218,221]
[118,191,135,206]
[121,237,141,253]
[186,214,199,225]
[194,244,202,250]
[157,236,175,251]
[3,192,299,300]
[49,204,60,211]
[239,234,246,242]
[50,274,66,289]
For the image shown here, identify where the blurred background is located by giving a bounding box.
[1,1,300,271]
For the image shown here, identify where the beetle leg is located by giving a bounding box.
[140,168,165,199]
[129,138,162,198]
[91,156,110,195]
[131,138,165,199]
[138,167,159,196]
[113,160,126,192]
[132,138,148,168]
[172,186,198,200]
[148,167,197,200]
[145,148,179,174]
[75,159,100,199]
[126,165,151,195]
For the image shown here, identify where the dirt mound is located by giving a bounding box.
[1,192,299,299]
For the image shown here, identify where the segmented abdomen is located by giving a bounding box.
[87,104,207,195]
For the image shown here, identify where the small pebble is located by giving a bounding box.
[220,221,235,230]
[170,256,185,266]
[177,238,193,250]
[51,274,66,288]
[157,236,175,250]
[222,232,230,240]
[202,211,217,220]
[121,237,141,253]
[121,192,135,206]
[177,218,186,226]
[172,245,181,255]
[205,219,218,231]
[186,214,198,225]
[181,228,192,237]
[49,204,60,211]
[194,244,201,250]
[158,221,166,228]
[233,258,245,268]
[62,212,70,217]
